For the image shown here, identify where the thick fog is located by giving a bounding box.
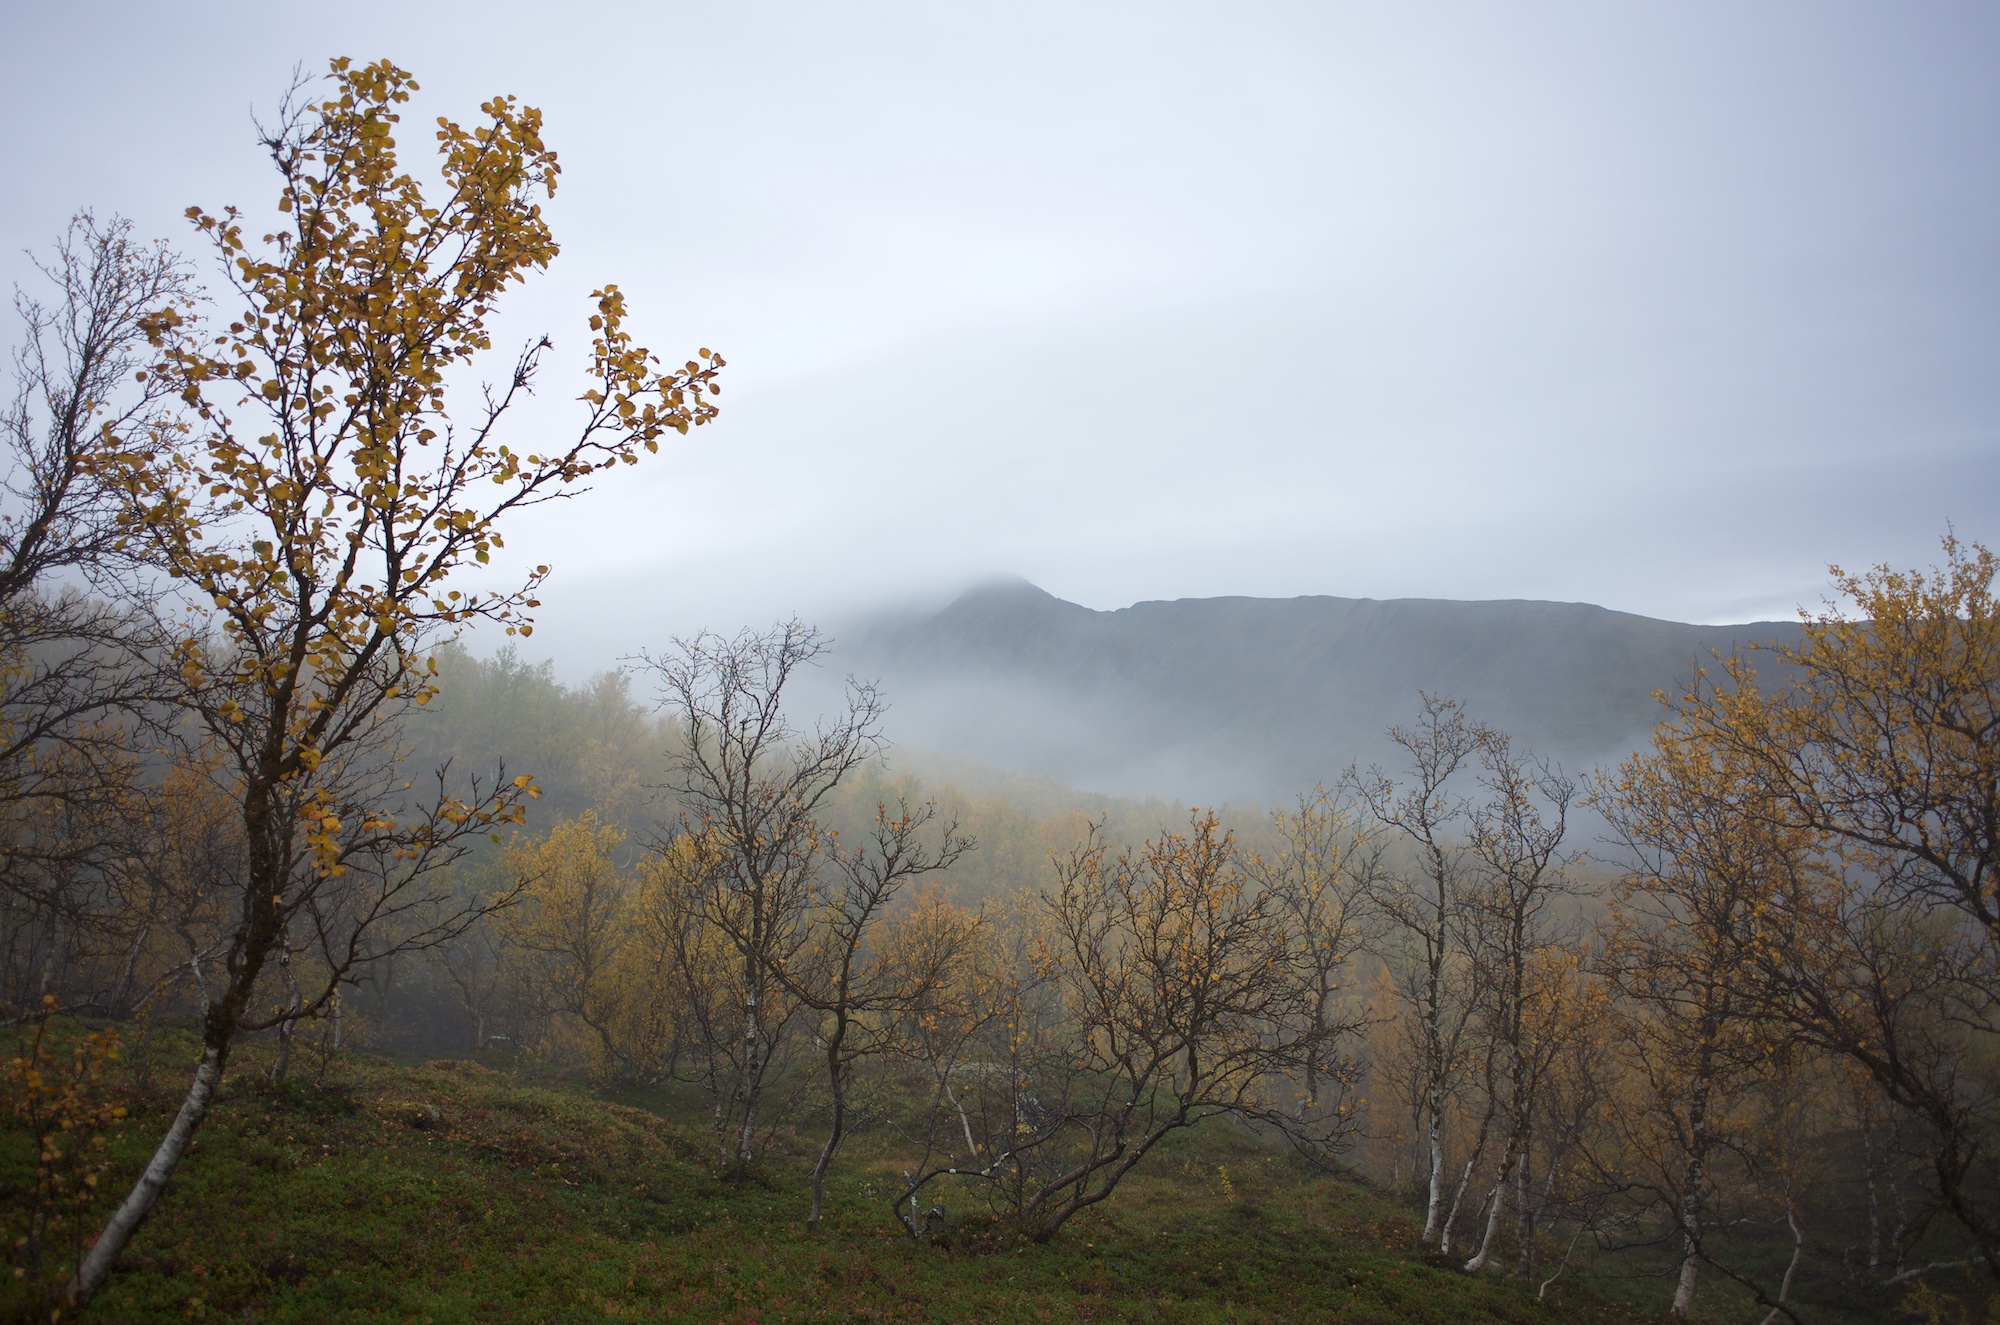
[5,2,1998,682]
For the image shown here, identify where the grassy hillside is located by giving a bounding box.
[6,1023,1663,1324]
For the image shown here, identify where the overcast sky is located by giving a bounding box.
[5,2,1996,675]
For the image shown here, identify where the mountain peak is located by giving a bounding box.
[845,588,1806,804]
[947,574,1059,606]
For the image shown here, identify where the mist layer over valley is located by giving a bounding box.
[827,576,1804,806]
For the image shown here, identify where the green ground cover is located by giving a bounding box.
[0,1021,1965,1323]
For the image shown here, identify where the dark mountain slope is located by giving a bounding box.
[840,578,1804,805]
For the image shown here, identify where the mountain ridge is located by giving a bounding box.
[835,579,1805,805]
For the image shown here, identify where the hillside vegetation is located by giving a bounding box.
[5,1024,1660,1324]
[17,592,2000,1325]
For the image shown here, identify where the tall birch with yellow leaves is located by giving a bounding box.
[1609,534,2000,1293]
[1598,713,1812,1317]
[70,58,723,1308]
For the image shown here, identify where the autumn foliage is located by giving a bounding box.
[2,46,1999,1325]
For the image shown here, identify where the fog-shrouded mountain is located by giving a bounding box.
[831,577,1805,807]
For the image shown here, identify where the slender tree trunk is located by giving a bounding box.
[1516,1148,1533,1278]
[1670,1229,1701,1313]
[1030,1125,1180,1242]
[270,1021,292,1083]
[113,924,153,1019]
[807,1089,843,1228]
[269,938,301,1085]
[1440,1099,1495,1258]
[1472,1128,1528,1280]
[1886,1107,1909,1273]
[1423,1109,1447,1242]
[67,1037,226,1306]
[807,1083,843,1228]
[1465,1122,1527,1273]
[1421,1047,1448,1242]
[1417,880,1454,1247]
[711,1079,730,1166]
[1439,1157,1480,1258]
[808,1012,849,1230]
[947,1082,979,1157]
[1538,1221,1587,1300]
[1757,1206,1803,1325]
[1467,1052,1532,1273]
[1464,1173,1508,1273]
[1860,1102,1883,1273]
[1672,1048,1715,1318]
[70,779,285,1309]
[1521,1149,1555,1281]
[37,929,62,999]
[735,963,764,1164]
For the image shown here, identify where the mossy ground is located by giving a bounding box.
[0,1020,1964,1323]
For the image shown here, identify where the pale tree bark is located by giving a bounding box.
[735,971,765,1163]
[1463,1124,1528,1274]
[1438,1093,1493,1259]
[1357,694,1492,1248]
[1670,1074,1713,1318]
[1460,737,1576,1276]
[806,1002,850,1228]
[71,1044,224,1303]
[1756,1206,1804,1325]
[1424,1084,1448,1242]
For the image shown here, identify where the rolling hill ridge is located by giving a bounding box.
[838,578,1804,805]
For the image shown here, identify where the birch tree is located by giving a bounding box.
[1459,738,1579,1274]
[787,808,975,1229]
[0,213,189,1002]
[1357,694,1492,1249]
[638,621,881,1166]
[1015,812,1362,1241]
[1253,787,1378,1128]
[1663,535,2000,1286]
[1596,708,1804,1316]
[68,57,724,1309]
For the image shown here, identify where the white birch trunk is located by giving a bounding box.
[67,1045,224,1307]
[1463,1175,1508,1273]
[734,975,763,1163]
[1670,1229,1701,1316]
[1422,1106,1446,1243]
